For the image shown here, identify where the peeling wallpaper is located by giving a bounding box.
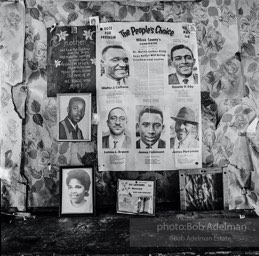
[0,0,259,212]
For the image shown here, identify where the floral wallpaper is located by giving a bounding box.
[1,0,259,213]
[0,1,25,86]
[0,82,26,211]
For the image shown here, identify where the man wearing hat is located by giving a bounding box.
[170,107,199,149]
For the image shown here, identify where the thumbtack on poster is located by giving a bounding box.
[89,16,99,26]
[50,23,58,33]
[71,26,77,34]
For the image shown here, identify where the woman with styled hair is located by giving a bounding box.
[65,169,92,213]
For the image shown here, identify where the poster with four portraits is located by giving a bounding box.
[96,22,202,171]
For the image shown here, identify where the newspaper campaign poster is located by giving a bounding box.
[97,22,202,171]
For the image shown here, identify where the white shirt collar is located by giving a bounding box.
[109,134,126,149]
[104,75,127,86]
[174,133,198,149]
[140,140,159,149]
[67,117,77,130]
[176,73,195,84]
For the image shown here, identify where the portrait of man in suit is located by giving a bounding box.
[136,106,166,149]
[168,44,198,85]
[100,45,129,87]
[170,107,199,149]
[59,97,86,140]
[102,107,131,149]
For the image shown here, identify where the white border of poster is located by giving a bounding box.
[96,22,202,171]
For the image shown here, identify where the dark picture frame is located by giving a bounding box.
[59,166,95,217]
[116,179,156,216]
[57,93,92,142]
[179,167,228,211]
[47,25,96,97]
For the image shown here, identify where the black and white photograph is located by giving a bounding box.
[170,105,199,150]
[2,3,259,254]
[168,43,198,85]
[136,105,166,149]
[99,44,130,88]
[59,166,94,216]
[102,106,131,149]
[57,93,91,142]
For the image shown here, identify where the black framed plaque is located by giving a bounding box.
[47,25,96,97]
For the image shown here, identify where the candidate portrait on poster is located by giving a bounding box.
[136,105,166,149]
[57,93,91,142]
[100,44,130,88]
[102,106,131,149]
[168,43,198,85]
[170,106,199,150]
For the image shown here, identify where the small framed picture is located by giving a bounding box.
[179,167,228,211]
[117,179,156,216]
[57,93,91,142]
[59,166,95,217]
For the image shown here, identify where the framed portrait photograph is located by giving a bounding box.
[117,179,156,216]
[57,93,91,142]
[59,166,95,217]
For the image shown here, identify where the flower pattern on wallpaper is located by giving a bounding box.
[238,1,259,56]
[0,1,25,85]
[1,0,259,212]
[0,83,25,211]
[25,18,47,83]
[241,55,259,116]
[212,104,258,210]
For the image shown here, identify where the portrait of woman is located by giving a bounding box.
[60,167,94,216]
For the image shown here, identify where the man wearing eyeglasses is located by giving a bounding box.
[100,45,129,88]
[102,107,131,149]
[136,106,166,149]
[169,44,198,85]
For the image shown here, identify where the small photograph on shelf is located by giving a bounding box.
[117,179,155,216]
[59,166,95,216]
[57,93,91,142]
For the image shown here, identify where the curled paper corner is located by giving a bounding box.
[187,24,196,33]
[11,82,28,119]
[92,113,100,125]
[246,195,259,216]
[247,116,259,136]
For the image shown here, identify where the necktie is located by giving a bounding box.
[72,125,79,139]
[183,79,189,84]
[178,141,182,149]
[113,141,118,148]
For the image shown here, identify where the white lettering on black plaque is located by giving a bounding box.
[47,26,96,97]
